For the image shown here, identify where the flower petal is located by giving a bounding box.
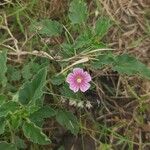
[66,73,74,83]
[69,83,79,93]
[66,68,91,93]
[73,68,83,75]
[79,82,90,92]
[83,71,91,82]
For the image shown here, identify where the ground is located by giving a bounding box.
[0,0,150,150]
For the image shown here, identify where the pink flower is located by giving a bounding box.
[66,68,91,93]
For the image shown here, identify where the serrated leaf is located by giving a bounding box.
[91,52,115,69]
[11,115,22,130]
[7,65,21,81]
[69,0,88,25]
[0,51,7,87]
[15,136,27,149]
[30,106,56,126]
[113,54,150,79]
[95,18,112,38]
[113,54,138,75]
[19,68,47,105]
[56,110,79,135]
[27,105,40,114]
[22,63,32,81]
[22,62,45,81]
[74,30,93,51]
[0,117,6,134]
[11,70,21,81]
[60,85,81,102]
[0,101,20,117]
[51,74,65,85]
[23,121,51,145]
[30,19,62,36]
[0,95,7,106]
[92,53,150,79]
[61,43,75,58]
[141,66,150,79]
[31,62,45,73]
[0,142,17,150]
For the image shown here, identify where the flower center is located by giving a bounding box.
[77,77,82,83]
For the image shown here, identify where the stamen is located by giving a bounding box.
[77,78,82,83]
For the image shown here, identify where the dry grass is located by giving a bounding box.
[0,0,150,149]
[96,0,150,98]
[98,0,150,56]
[92,1,150,149]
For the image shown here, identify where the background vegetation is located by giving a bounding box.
[0,0,150,149]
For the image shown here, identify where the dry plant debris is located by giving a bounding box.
[0,0,150,149]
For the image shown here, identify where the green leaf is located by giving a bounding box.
[19,68,47,105]
[23,121,51,145]
[7,65,21,81]
[15,136,27,149]
[30,106,56,126]
[0,101,20,117]
[69,0,88,25]
[31,62,46,73]
[0,142,17,150]
[74,29,93,51]
[27,105,40,115]
[99,143,113,150]
[11,115,22,130]
[30,19,62,36]
[56,110,79,135]
[92,53,150,79]
[22,62,45,81]
[95,17,112,38]
[11,70,21,81]
[113,54,138,75]
[113,54,150,79]
[0,95,7,106]
[60,85,81,102]
[0,51,7,87]
[0,117,6,134]
[61,43,75,58]
[22,63,32,81]
[91,52,115,69]
[51,74,65,85]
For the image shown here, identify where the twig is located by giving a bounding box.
[58,57,89,74]
[3,13,20,53]
[8,50,55,60]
